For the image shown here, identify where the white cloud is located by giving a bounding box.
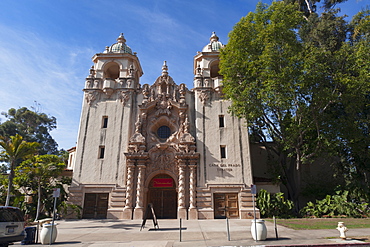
[0,24,92,149]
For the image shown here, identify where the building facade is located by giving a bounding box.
[68,33,257,220]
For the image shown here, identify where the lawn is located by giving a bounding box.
[267,218,370,242]
[270,218,370,230]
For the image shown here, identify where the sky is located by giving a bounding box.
[0,0,368,151]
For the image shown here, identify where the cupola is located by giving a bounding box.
[104,33,133,54]
[202,32,224,52]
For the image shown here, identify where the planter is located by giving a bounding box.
[40,223,57,244]
[251,219,267,241]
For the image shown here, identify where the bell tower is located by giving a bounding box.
[85,33,143,100]
[193,32,255,219]
[70,34,144,219]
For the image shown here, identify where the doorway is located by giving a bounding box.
[214,193,239,219]
[147,174,177,219]
[82,193,109,219]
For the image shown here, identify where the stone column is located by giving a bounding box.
[178,160,187,219]
[188,163,198,219]
[134,162,146,219]
[123,160,135,219]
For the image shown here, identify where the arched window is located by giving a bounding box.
[210,61,220,78]
[104,62,120,79]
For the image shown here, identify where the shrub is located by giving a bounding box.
[300,190,370,218]
[256,189,295,218]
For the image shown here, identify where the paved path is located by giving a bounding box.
[14,219,370,247]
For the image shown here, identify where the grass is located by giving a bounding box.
[266,218,370,242]
[267,218,370,230]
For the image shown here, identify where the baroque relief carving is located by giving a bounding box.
[128,115,146,153]
[119,90,131,106]
[146,146,176,176]
[85,91,98,106]
[125,63,199,190]
[199,90,210,105]
[155,97,172,116]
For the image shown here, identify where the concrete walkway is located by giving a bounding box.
[14,219,370,247]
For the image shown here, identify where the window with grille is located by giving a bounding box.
[157,126,171,139]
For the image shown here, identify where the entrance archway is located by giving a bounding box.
[147,174,177,219]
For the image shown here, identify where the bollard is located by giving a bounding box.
[274,216,279,240]
[226,218,230,241]
[179,218,182,242]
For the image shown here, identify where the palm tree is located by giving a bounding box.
[0,134,39,206]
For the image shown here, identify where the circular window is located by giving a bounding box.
[157,126,171,139]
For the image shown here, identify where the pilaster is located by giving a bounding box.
[123,160,135,219]
[177,160,187,219]
[134,162,146,219]
[188,163,198,219]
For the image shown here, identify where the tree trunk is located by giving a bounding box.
[5,161,15,206]
[35,181,41,221]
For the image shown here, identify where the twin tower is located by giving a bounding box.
[68,33,256,220]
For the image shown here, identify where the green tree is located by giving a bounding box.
[328,9,370,201]
[220,2,370,209]
[0,107,58,155]
[0,134,39,206]
[284,0,348,17]
[15,154,65,220]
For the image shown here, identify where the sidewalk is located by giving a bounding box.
[14,219,370,247]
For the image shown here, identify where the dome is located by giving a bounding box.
[202,32,224,52]
[106,33,133,54]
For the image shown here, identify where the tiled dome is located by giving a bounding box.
[202,32,224,52]
[106,33,133,54]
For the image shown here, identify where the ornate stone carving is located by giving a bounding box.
[146,146,176,177]
[85,78,93,89]
[118,78,125,88]
[127,79,133,88]
[123,63,200,215]
[85,91,98,106]
[195,78,202,88]
[93,79,101,89]
[178,162,186,208]
[155,97,172,116]
[119,91,130,106]
[199,91,210,105]
[189,164,197,208]
[204,78,211,87]
[135,164,146,209]
[142,84,150,104]
[128,64,134,77]
[128,115,146,153]
[177,115,196,154]
[124,162,135,209]
[196,64,202,77]
[179,83,186,104]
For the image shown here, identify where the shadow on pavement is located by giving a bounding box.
[265,237,291,241]
[72,223,141,230]
[54,241,82,245]
[148,227,187,231]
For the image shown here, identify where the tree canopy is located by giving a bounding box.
[0,107,58,155]
[284,0,348,17]
[15,154,66,220]
[220,1,370,208]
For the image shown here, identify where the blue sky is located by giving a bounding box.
[0,0,367,150]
